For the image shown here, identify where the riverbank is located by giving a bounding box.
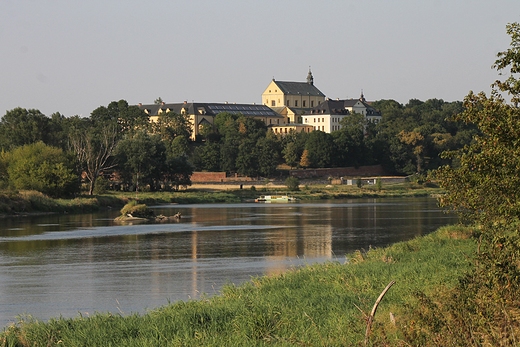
[0,225,476,346]
[0,181,442,217]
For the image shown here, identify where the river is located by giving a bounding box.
[0,197,457,328]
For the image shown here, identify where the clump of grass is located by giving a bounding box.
[119,200,154,218]
[18,190,59,212]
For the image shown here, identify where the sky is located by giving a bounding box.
[1,0,520,118]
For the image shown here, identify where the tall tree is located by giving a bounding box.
[0,108,51,150]
[304,130,335,168]
[409,22,520,344]
[332,112,366,167]
[115,131,166,191]
[69,117,119,195]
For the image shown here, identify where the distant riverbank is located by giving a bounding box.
[0,180,442,217]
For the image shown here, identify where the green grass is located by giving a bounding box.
[1,225,476,346]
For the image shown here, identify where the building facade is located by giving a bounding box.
[261,69,326,123]
[138,102,285,140]
[301,94,382,133]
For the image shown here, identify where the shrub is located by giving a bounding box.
[6,142,79,198]
[120,200,154,218]
[284,176,300,191]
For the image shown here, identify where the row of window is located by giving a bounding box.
[303,117,326,123]
[266,99,316,108]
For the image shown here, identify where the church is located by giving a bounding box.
[137,69,381,139]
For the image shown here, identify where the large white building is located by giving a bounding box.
[301,93,382,133]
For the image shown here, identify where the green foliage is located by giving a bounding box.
[6,142,79,197]
[115,131,166,191]
[376,177,383,191]
[120,200,154,218]
[93,176,109,195]
[407,22,520,346]
[304,130,335,168]
[0,108,51,150]
[284,176,300,191]
[153,111,192,141]
[299,149,311,168]
[332,112,367,167]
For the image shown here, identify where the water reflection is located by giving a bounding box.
[0,198,456,327]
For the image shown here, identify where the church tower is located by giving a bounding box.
[307,67,314,85]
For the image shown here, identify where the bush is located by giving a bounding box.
[284,176,300,191]
[120,200,154,218]
[6,142,79,198]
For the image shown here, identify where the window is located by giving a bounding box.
[314,118,316,123]
[311,100,314,107]
[286,100,290,106]
[271,100,275,106]
[303,100,306,107]
[295,100,298,107]
[322,118,324,123]
[318,118,320,122]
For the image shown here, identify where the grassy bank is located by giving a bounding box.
[1,225,475,346]
[0,182,442,216]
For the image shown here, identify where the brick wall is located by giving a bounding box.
[289,165,386,179]
[191,172,227,182]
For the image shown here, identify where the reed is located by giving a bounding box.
[1,225,476,346]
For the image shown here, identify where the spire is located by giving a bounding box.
[307,67,314,85]
[360,89,366,102]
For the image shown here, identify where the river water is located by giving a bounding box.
[0,197,457,328]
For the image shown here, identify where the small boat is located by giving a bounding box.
[255,195,297,203]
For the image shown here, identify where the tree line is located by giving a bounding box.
[0,97,475,197]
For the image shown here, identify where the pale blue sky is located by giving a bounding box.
[1,0,519,118]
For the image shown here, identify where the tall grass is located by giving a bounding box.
[1,225,476,346]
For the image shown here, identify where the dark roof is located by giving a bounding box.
[138,102,283,118]
[303,98,382,116]
[272,80,325,97]
[304,99,350,115]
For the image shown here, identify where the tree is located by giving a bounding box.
[6,142,79,197]
[193,142,221,172]
[164,155,193,190]
[153,111,192,141]
[398,130,424,173]
[115,131,166,192]
[0,108,51,150]
[300,149,311,168]
[304,131,335,168]
[407,22,520,345]
[332,112,366,167]
[257,133,281,177]
[69,115,119,196]
[236,139,259,177]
